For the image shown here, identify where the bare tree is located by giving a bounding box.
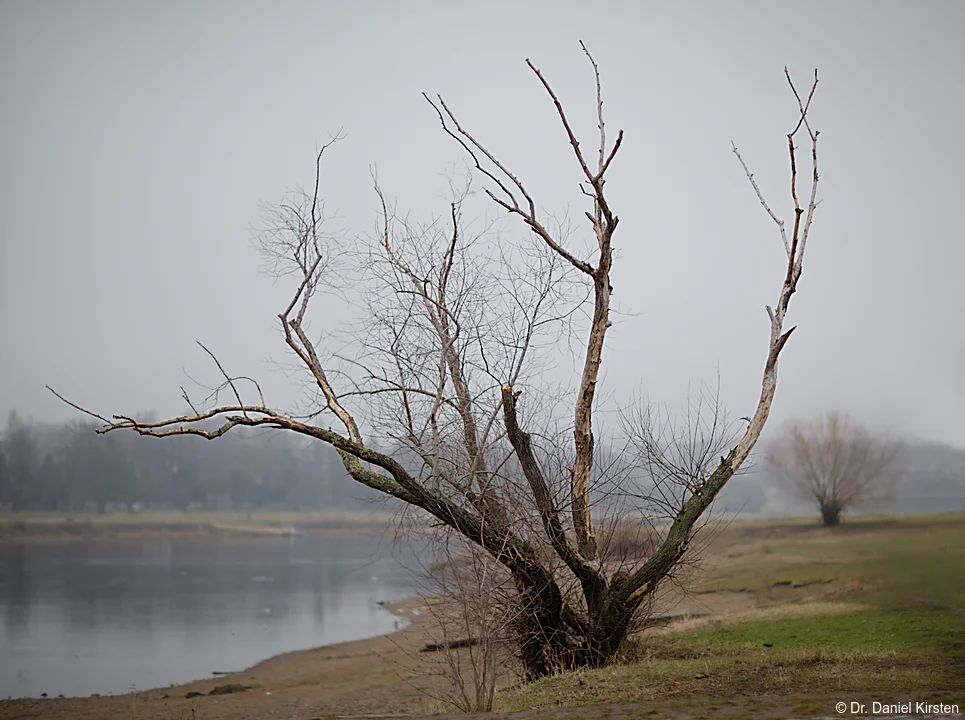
[50,48,821,678]
[767,412,900,526]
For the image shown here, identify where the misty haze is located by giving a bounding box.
[1,2,963,719]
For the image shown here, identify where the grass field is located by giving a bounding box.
[495,513,965,718]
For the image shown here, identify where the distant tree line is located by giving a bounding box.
[3,408,962,517]
[0,410,377,513]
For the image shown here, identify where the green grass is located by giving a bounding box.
[686,605,965,653]
[497,513,965,716]
[696,513,965,603]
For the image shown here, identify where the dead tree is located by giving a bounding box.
[767,411,900,526]
[50,48,821,678]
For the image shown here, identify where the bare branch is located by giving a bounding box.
[425,94,597,277]
[732,142,791,256]
[501,386,605,593]
[196,342,247,418]
[620,67,822,602]
[525,57,595,187]
[46,386,111,425]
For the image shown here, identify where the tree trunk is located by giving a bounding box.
[513,609,636,677]
[512,582,574,679]
[510,570,642,678]
[820,504,841,526]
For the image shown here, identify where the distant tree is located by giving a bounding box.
[2,410,38,511]
[0,445,9,507]
[62,421,137,512]
[767,411,900,526]
[35,452,68,510]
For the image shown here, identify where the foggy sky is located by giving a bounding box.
[2,1,963,448]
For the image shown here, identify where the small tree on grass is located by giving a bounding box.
[51,47,822,678]
[767,412,900,526]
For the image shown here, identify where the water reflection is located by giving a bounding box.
[0,534,418,698]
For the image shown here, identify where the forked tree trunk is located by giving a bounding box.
[513,608,638,678]
[511,576,573,679]
[510,568,643,677]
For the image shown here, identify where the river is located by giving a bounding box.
[0,532,420,699]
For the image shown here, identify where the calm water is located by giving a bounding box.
[0,533,420,698]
